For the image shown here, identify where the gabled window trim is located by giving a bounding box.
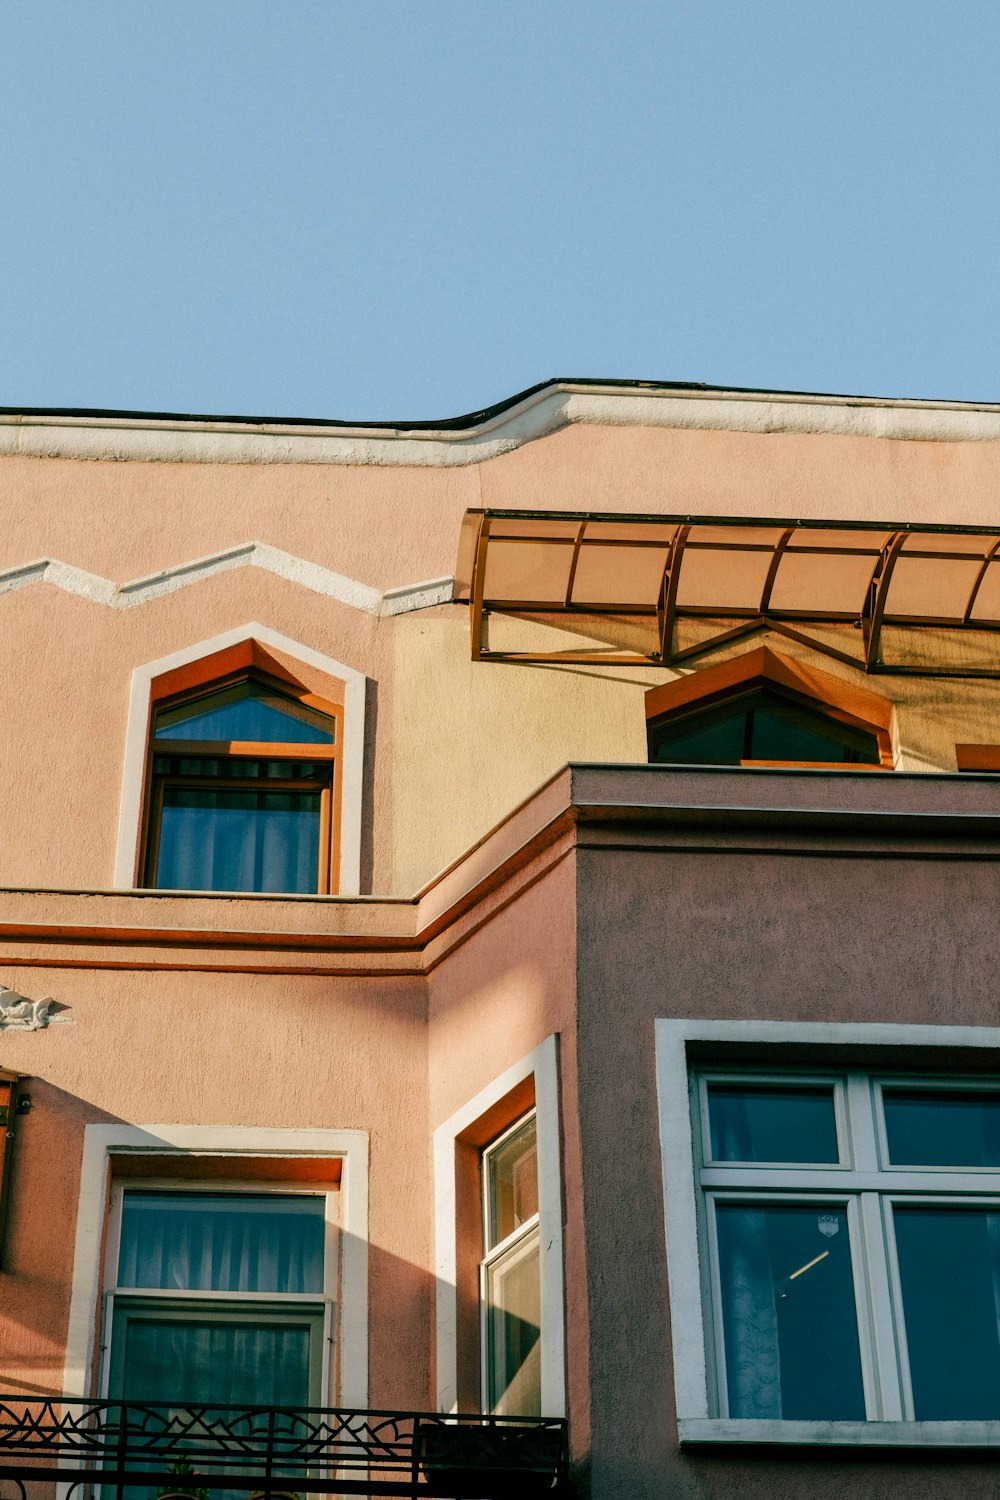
[655,1018,1000,1448]
[115,624,366,895]
[645,646,896,770]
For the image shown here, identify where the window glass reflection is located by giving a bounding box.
[715,1204,865,1420]
[884,1089,1000,1167]
[894,1207,1000,1419]
[708,1085,839,1164]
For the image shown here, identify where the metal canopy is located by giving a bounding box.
[454,509,1000,674]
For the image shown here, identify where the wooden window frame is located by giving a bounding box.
[139,667,343,895]
[645,645,895,770]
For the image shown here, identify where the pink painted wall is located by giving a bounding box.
[0,964,430,1409]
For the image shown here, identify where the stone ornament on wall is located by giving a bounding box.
[0,986,69,1031]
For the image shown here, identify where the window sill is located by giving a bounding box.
[678,1418,1000,1450]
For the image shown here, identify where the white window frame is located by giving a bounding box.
[480,1111,541,1415]
[433,1036,565,1417]
[99,1178,341,1405]
[62,1125,368,1414]
[655,1018,1000,1447]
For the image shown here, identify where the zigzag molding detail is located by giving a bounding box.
[0,542,454,616]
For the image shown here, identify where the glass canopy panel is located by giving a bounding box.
[118,1192,326,1293]
[970,560,1000,623]
[708,1084,839,1163]
[894,1206,1000,1419]
[482,539,574,605]
[883,1089,1000,1167]
[715,1204,865,1420]
[487,518,581,539]
[675,545,775,612]
[768,550,881,615]
[885,556,983,620]
[156,682,334,744]
[570,543,669,606]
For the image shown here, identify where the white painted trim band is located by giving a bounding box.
[0,543,454,617]
[7,384,1000,466]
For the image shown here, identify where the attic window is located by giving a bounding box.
[143,673,342,894]
[645,647,894,770]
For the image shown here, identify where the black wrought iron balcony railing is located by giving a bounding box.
[0,1397,568,1500]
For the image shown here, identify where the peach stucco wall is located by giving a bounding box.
[4,418,1000,896]
[0,963,429,1406]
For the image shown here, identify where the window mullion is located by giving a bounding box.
[856,1190,904,1420]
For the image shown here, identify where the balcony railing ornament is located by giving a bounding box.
[0,1397,568,1500]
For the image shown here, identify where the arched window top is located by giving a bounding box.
[645,646,894,770]
[155,679,336,745]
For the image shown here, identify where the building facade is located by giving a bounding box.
[3,380,1000,1497]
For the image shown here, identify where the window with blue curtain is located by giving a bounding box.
[144,677,340,894]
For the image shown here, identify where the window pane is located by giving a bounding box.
[715,1204,865,1420]
[708,1085,839,1163]
[894,1207,1000,1419]
[117,1193,325,1293]
[487,1118,538,1249]
[884,1089,1000,1166]
[648,687,880,766]
[112,1306,315,1406]
[748,695,879,764]
[486,1231,541,1416]
[154,786,321,894]
[157,682,334,744]
[649,705,748,765]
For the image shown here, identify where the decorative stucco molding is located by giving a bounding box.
[0,986,66,1030]
[5,381,1000,466]
[0,544,453,616]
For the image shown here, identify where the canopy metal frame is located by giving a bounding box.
[454,510,1000,676]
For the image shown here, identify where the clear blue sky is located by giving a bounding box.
[1,1,998,419]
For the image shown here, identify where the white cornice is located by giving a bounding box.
[5,382,1000,465]
[0,542,453,614]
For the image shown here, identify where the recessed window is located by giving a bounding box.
[482,1114,541,1417]
[694,1070,1000,1423]
[143,674,341,894]
[103,1185,335,1482]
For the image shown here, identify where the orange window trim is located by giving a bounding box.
[645,645,895,768]
[139,654,344,893]
[956,745,1000,772]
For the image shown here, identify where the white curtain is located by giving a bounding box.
[118,1195,325,1294]
[718,1208,783,1419]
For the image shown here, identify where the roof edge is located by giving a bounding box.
[5,378,1000,465]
